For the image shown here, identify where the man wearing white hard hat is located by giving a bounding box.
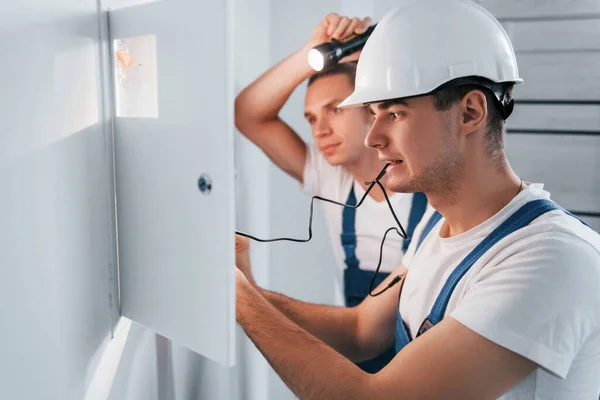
[235,1,600,398]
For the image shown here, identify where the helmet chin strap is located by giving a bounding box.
[436,77,516,120]
[496,88,515,120]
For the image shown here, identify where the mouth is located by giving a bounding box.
[320,143,341,153]
[383,159,403,166]
[385,159,404,173]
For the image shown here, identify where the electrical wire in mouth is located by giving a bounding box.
[235,162,410,297]
[235,163,407,243]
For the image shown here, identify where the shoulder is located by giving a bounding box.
[504,210,600,276]
[475,217,600,311]
[449,218,600,378]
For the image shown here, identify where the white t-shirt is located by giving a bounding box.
[302,144,422,276]
[400,183,600,399]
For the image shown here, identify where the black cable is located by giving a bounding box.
[368,227,404,297]
[235,163,408,242]
[235,162,408,296]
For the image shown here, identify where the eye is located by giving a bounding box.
[306,117,316,125]
[367,107,376,116]
[389,111,406,121]
[331,107,342,115]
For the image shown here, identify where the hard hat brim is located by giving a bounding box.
[337,90,382,108]
[338,77,523,109]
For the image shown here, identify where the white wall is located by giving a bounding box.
[0,1,239,399]
[477,0,600,232]
[232,0,275,398]
[0,0,120,398]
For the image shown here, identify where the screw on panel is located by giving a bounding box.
[198,174,212,195]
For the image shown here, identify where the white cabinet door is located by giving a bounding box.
[109,0,235,366]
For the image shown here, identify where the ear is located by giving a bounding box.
[460,90,487,136]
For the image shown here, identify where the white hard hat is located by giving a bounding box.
[338,0,522,117]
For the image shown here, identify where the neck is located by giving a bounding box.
[345,151,388,201]
[428,154,522,238]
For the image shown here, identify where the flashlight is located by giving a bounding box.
[308,24,377,71]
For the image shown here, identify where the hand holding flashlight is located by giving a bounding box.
[305,14,373,71]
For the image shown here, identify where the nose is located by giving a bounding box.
[364,118,388,150]
[313,117,332,139]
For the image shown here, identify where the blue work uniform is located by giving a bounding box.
[341,187,427,373]
[394,199,589,355]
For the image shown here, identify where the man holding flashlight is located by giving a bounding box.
[235,14,428,372]
[235,1,600,398]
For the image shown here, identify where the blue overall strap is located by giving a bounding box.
[341,186,359,270]
[402,193,428,252]
[396,199,562,352]
[415,211,443,253]
[394,279,412,353]
[396,209,441,352]
[396,199,590,353]
[427,199,563,325]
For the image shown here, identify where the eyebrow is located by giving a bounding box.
[377,99,412,110]
[304,99,344,118]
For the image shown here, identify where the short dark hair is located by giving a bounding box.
[307,61,357,88]
[431,82,514,154]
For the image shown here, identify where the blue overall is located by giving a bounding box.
[395,199,589,353]
[342,187,427,372]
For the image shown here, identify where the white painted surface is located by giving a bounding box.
[267,1,343,398]
[505,134,600,213]
[0,0,118,398]
[0,0,238,399]
[340,0,374,20]
[505,19,600,52]
[484,0,600,221]
[475,0,600,19]
[104,0,161,10]
[515,53,600,100]
[109,0,236,366]
[232,0,275,398]
[508,104,600,132]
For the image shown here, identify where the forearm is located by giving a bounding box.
[238,282,371,400]
[258,287,366,361]
[235,46,314,126]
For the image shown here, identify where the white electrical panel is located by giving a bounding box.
[109,0,236,366]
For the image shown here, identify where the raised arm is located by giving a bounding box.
[234,14,371,183]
